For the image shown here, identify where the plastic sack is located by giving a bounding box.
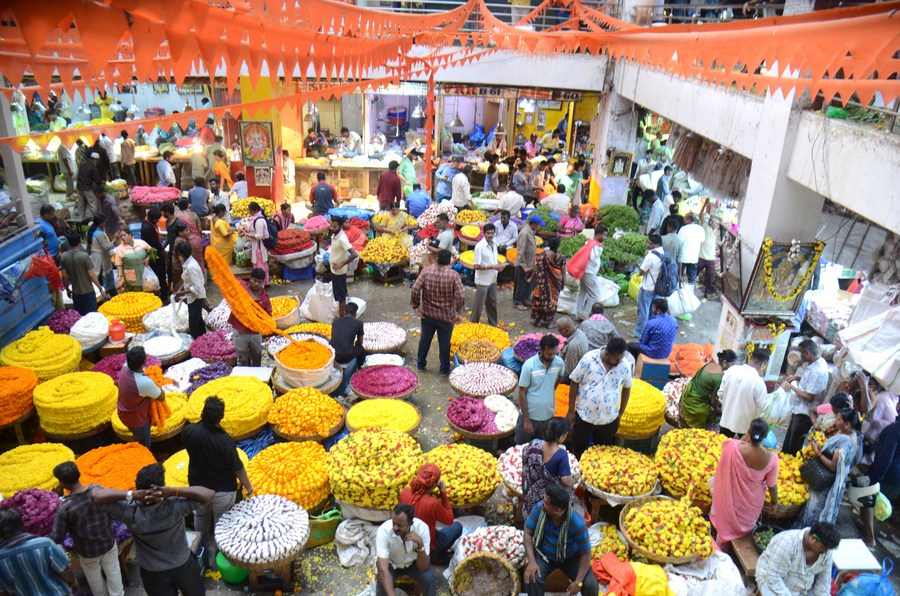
[763,388,793,426]
[628,274,643,302]
[499,347,523,375]
[142,267,160,292]
[334,518,379,568]
[875,492,893,522]
[557,287,578,315]
[597,276,620,307]
[837,559,894,596]
[299,279,337,323]
[668,286,701,317]
[566,240,599,280]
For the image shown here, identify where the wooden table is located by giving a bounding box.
[22,157,59,180]
[296,164,388,199]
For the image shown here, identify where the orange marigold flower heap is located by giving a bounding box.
[275,340,333,371]
[0,366,38,426]
[98,292,162,333]
[246,442,330,510]
[268,387,344,437]
[143,365,173,388]
[205,247,278,336]
[75,443,157,490]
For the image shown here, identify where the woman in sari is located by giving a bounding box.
[710,418,779,548]
[522,417,575,518]
[210,204,237,264]
[679,350,738,429]
[557,204,584,238]
[87,214,117,297]
[796,408,862,527]
[175,198,205,273]
[114,229,151,293]
[374,203,413,249]
[529,237,566,327]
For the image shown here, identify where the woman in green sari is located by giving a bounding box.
[679,350,738,429]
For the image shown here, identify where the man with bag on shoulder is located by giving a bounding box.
[716,348,771,438]
[573,226,607,321]
[781,339,831,455]
[633,234,665,338]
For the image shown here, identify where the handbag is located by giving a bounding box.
[800,450,836,491]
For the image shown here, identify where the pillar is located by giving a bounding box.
[0,95,33,228]
[593,90,638,207]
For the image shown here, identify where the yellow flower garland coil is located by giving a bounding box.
[0,327,82,382]
[112,393,188,437]
[206,247,278,336]
[164,448,249,488]
[617,379,666,437]
[580,446,658,497]
[284,323,332,339]
[268,387,344,437]
[762,238,825,303]
[185,376,273,438]
[0,443,75,495]
[423,444,500,506]
[33,372,118,434]
[346,399,419,433]
[450,323,511,355]
[327,428,422,510]
[98,292,162,333]
[246,442,330,509]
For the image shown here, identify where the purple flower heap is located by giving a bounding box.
[189,330,237,362]
[48,309,82,334]
[92,353,162,384]
[448,396,499,434]
[0,489,60,536]
[63,520,130,550]
[513,337,541,360]
[350,365,418,398]
[186,361,233,395]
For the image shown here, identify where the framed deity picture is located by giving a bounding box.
[719,224,744,311]
[609,151,632,177]
[239,120,275,167]
[254,167,272,187]
[741,240,822,317]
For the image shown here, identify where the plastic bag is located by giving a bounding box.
[628,273,643,302]
[566,240,599,280]
[875,492,893,522]
[597,276,620,307]
[299,279,337,323]
[142,267,160,292]
[668,286,701,317]
[763,388,793,426]
[838,559,894,596]
[334,518,379,568]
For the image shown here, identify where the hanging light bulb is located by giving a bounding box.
[449,97,464,130]
[411,102,425,119]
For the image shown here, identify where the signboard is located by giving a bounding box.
[441,85,582,101]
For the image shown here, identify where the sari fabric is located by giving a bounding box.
[710,439,778,545]
[530,251,566,327]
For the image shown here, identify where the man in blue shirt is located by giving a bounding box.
[434,158,459,203]
[516,335,565,443]
[628,298,678,360]
[405,183,430,219]
[37,204,60,257]
[0,507,78,596]
[524,484,598,596]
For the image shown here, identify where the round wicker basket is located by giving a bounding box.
[350,366,419,400]
[45,422,111,442]
[271,410,346,443]
[230,426,265,442]
[447,419,514,442]
[0,408,33,433]
[763,502,803,520]
[448,364,518,397]
[352,386,417,401]
[619,495,705,565]
[451,551,519,596]
[583,479,660,503]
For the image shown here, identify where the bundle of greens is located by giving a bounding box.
[598,205,640,233]
[532,206,559,233]
[559,235,588,258]
[603,233,648,266]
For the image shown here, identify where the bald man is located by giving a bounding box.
[557,316,590,383]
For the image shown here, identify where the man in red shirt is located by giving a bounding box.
[229,268,272,366]
[376,160,403,211]
[117,347,166,448]
[399,463,462,562]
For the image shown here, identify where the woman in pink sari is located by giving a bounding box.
[710,418,779,548]
[557,204,584,238]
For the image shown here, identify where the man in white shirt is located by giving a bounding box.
[375,503,435,596]
[450,166,472,210]
[756,523,840,596]
[231,172,249,199]
[782,340,831,455]
[494,210,518,252]
[634,235,664,338]
[717,348,771,437]
[282,150,295,187]
[340,127,363,156]
[98,133,118,179]
[497,190,525,216]
[157,151,176,187]
[645,192,666,236]
[576,226,608,320]
[677,213,706,285]
[208,178,230,222]
[173,243,206,340]
[329,216,358,319]
[540,184,570,212]
[471,223,505,326]
[697,207,719,299]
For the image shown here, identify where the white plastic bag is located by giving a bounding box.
[142,266,160,292]
[668,286,701,317]
[299,279,337,323]
[597,276,620,307]
[764,387,794,426]
[557,287,577,315]
[334,518,379,568]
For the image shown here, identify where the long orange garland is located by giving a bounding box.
[143,365,173,430]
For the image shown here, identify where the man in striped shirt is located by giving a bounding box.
[523,484,598,596]
[0,507,78,595]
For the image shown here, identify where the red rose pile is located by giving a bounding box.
[270,229,314,256]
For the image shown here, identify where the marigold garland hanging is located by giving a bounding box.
[761,238,825,303]
[205,247,278,336]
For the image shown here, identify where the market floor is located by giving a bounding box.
[112,276,899,595]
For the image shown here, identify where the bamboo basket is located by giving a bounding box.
[271,410,346,443]
[114,421,186,443]
[447,419,514,442]
[619,495,704,565]
[451,551,519,596]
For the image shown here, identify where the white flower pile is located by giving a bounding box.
[362,322,406,352]
[459,526,525,568]
[483,394,518,433]
[143,303,192,333]
[69,312,109,349]
[416,202,457,228]
[362,354,405,368]
[265,333,328,358]
[498,444,582,490]
[216,495,310,565]
[449,363,518,396]
[205,300,232,330]
[143,335,185,359]
[161,358,207,393]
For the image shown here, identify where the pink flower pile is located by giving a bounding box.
[498,444,581,490]
[663,377,692,422]
[48,309,82,334]
[459,526,525,567]
[130,186,181,206]
[0,489,61,536]
[447,396,499,434]
[350,365,418,397]
[304,215,329,232]
[189,330,236,362]
[92,353,162,384]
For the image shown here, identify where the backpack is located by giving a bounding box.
[261,216,279,251]
[652,249,678,297]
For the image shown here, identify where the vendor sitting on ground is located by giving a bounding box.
[524,484,599,596]
[330,301,365,368]
[375,503,436,596]
[755,522,840,596]
[627,298,677,360]
[399,463,462,563]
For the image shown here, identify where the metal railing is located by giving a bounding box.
[631,2,785,24]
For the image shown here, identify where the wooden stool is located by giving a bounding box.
[634,354,670,390]
[732,536,759,579]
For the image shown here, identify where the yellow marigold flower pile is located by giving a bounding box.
[766,452,809,506]
[186,376,273,437]
[327,428,422,509]
[284,323,332,339]
[617,379,666,436]
[112,393,188,437]
[0,443,74,495]
[163,448,249,487]
[275,340,333,370]
[360,236,409,263]
[459,225,482,241]
[459,250,507,268]
[456,339,501,363]
[423,444,499,506]
[654,429,726,506]
[231,197,275,218]
[624,497,712,559]
[450,323,511,355]
[33,372,117,434]
[0,327,81,381]
[346,399,419,433]
[268,387,344,437]
[206,247,279,336]
[592,525,629,561]
[580,446,658,497]
[271,297,299,318]
[800,430,827,460]
[98,292,162,333]
[0,366,38,425]
[456,210,487,224]
[246,442,330,509]
[75,443,158,490]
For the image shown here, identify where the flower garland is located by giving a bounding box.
[0,366,38,426]
[91,353,162,384]
[98,292,162,333]
[205,247,278,336]
[767,321,788,338]
[245,442,330,509]
[422,444,499,506]
[0,327,81,382]
[33,372,118,434]
[185,362,233,395]
[185,376,273,437]
[345,399,419,434]
[0,489,61,536]
[0,443,74,495]
[761,237,825,302]
[189,330,237,362]
[350,365,418,398]
[163,448,250,487]
[47,309,82,334]
[75,443,158,490]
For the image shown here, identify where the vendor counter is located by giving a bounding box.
[294,163,389,200]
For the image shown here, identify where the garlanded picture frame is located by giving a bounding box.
[239,120,275,167]
[741,238,825,317]
[254,167,272,187]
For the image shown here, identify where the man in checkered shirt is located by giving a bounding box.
[756,521,840,596]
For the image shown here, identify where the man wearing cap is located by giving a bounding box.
[76,152,104,220]
[514,215,543,311]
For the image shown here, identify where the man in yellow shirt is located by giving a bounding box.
[94,90,117,120]
[539,131,561,155]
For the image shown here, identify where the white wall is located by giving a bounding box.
[64,83,207,121]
